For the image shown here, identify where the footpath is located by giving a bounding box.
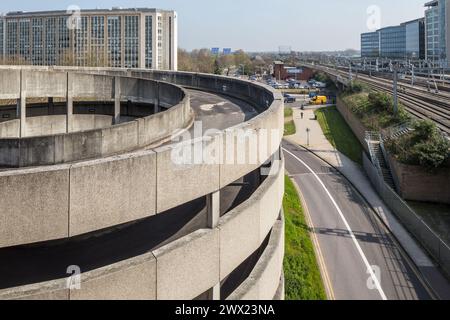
[284,107,450,299]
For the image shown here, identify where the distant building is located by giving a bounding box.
[272,61,313,81]
[361,32,380,58]
[0,8,178,70]
[425,0,450,65]
[360,18,425,60]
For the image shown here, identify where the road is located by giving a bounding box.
[283,140,432,300]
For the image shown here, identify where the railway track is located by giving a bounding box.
[321,67,450,134]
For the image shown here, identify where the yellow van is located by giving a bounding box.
[311,95,327,105]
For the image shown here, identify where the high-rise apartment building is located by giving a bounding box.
[0,8,178,70]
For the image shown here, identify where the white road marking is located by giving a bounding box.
[199,102,227,111]
[283,147,388,300]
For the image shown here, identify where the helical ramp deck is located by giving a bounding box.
[0,66,285,300]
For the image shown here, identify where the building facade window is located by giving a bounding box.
[108,16,121,68]
[32,18,44,65]
[124,15,138,68]
[145,16,153,69]
[0,9,177,70]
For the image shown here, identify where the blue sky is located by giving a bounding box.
[0,0,427,51]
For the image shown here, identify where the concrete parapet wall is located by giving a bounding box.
[0,165,70,248]
[0,159,284,300]
[69,150,157,236]
[0,69,191,167]
[218,157,284,279]
[0,67,284,301]
[0,68,283,248]
[227,217,285,300]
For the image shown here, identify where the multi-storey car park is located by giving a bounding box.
[0,8,177,70]
[0,66,285,300]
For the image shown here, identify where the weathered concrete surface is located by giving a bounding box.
[0,166,70,248]
[0,279,68,300]
[219,157,284,279]
[0,68,284,301]
[153,229,220,300]
[387,153,450,204]
[71,254,157,300]
[69,150,157,236]
[0,69,21,100]
[219,196,260,280]
[155,136,221,213]
[0,69,190,167]
[227,219,284,300]
[0,120,20,138]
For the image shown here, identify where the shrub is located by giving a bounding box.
[386,120,450,171]
[343,81,364,95]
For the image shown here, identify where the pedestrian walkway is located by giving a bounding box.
[284,107,450,299]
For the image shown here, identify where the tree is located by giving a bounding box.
[213,59,222,75]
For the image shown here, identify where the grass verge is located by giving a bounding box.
[284,107,296,136]
[284,120,296,136]
[315,106,363,164]
[284,175,327,300]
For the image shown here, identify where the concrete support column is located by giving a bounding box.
[211,283,221,300]
[114,76,121,124]
[207,190,220,229]
[18,71,26,138]
[18,97,26,138]
[66,73,73,133]
[66,96,73,133]
[154,81,160,114]
[207,190,221,300]
[48,97,55,115]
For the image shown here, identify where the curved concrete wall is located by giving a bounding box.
[226,217,285,300]
[0,158,284,300]
[0,70,283,248]
[0,67,285,301]
[0,115,114,138]
[0,70,192,167]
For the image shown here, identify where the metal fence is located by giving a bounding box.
[363,153,450,277]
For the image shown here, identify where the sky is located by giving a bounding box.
[0,0,427,52]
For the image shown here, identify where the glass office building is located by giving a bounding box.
[425,0,450,65]
[361,32,380,58]
[379,25,407,59]
[0,8,178,70]
[361,19,425,60]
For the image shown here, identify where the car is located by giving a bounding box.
[314,81,327,88]
[284,94,296,103]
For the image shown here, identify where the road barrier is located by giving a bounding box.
[363,153,450,278]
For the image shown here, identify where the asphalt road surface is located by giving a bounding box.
[283,140,432,300]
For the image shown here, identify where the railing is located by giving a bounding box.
[365,131,383,172]
[363,153,450,278]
